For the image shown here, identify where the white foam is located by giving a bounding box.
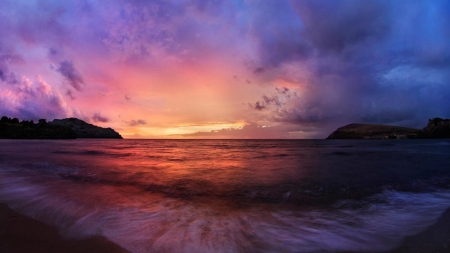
[1,171,450,253]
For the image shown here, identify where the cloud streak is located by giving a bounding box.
[92,113,109,123]
[57,61,84,91]
[129,119,147,126]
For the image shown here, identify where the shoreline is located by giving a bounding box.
[0,203,128,253]
[2,202,450,253]
[390,207,450,253]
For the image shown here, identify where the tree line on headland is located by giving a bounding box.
[327,118,450,139]
[0,116,122,139]
[2,115,448,140]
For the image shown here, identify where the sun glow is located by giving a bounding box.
[121,122,247,139]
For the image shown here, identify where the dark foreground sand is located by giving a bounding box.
[0,203,128,253]
[390,208,450,253]
[1,202,449,253]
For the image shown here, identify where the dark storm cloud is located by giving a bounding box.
[249,87,294,111]
[291,0,391,53]
[248,0,393,68]
[247,1,312,68]
[248,0,450,131]
[57,61,84,91]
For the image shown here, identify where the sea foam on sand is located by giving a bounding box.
[1,172,450,253]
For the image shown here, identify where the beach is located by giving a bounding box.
[0,203,127,253]
[1,202,450,253]
[391,208,450,253]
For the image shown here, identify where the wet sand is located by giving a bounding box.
[0,203,128,253]
[391,208,450,253]
[1,201,449,253]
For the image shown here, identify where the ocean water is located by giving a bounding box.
[0,139,450,252]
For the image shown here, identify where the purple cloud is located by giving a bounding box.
[57,61,84,91]
[66,89,75,100]
[129,119,147,126]
[249,87,294,111]
[1,0,449,137]
[0,52,23,85]
[246,0,450,131]
[0,75,68,120]
[92,113,109,123]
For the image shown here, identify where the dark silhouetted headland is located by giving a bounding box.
[421,118,450,138]
[0,117,76,139]
[326,124,420,139]
[327,117,450,139]
[51,118,122,139]
[0,116,122,139]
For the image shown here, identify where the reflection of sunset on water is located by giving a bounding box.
[1,139,450,252]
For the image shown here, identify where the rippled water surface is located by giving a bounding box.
[1,139,450,252]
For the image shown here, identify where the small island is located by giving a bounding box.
[0,116,122,139]
[327,117,450,139]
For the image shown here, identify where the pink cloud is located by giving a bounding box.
[0,75,68,120]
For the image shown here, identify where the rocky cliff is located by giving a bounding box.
[326,123,420,139]
[50,118,122,139]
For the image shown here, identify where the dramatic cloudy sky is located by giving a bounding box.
[1,0,449,138]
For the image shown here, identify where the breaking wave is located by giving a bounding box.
[1,170,450,253]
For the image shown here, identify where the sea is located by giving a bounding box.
[0,139,450,253]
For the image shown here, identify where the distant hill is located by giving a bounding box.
[327,118,450,139]
[51,118,122,139]
[326,124,420,139]
[0,116,122,139]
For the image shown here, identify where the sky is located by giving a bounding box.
[1,0,449,139]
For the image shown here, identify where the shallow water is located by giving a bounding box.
[1,139,450,252]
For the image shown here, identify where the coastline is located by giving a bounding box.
[390,207,450,253]
[2,202,449,253]
[0,203,128,253]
